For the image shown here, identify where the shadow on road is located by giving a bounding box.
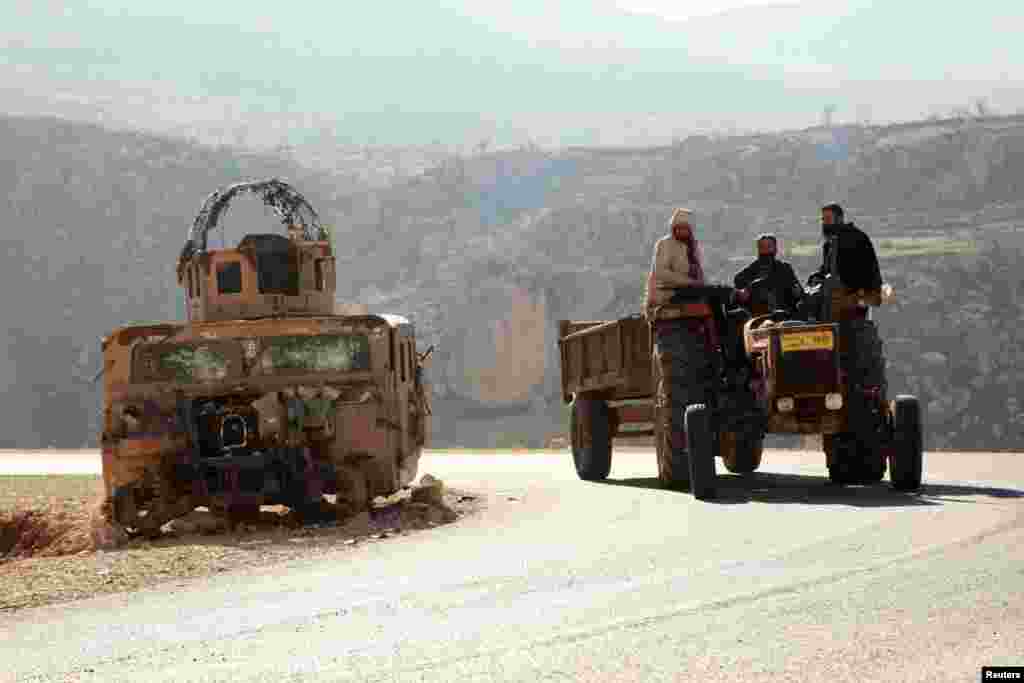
[596,473,1024,507]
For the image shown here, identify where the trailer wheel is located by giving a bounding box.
[720,430,764,474]
[685,404,717,500]
[890,395,923,491]
[570,397,612,481]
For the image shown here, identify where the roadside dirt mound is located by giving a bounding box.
[1,474,470,564]
[1,482,482,613]
[0,503,101,560]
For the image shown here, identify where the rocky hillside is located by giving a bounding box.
[2,112,1023,450]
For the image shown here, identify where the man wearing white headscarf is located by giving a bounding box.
[644,208,706,313]
[644,207,716,488]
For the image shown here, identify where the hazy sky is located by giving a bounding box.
[615,0,805,21]
[3,0,1022,148]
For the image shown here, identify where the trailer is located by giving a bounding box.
[557,314,661,481]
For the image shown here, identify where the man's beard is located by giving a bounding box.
[757,254,775,265]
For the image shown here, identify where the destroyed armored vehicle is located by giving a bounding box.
[558,276,923,501]
[100,179,432,536]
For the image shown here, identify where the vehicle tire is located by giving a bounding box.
[840,320,885,380]
[335,463,371,518]
[686,404,717,500]
[720,430,764,474]
[826,433,860,485]
[654,362,690,489]
[656,406,691,490]
[570,397,613,481]
[226,503,262,524]
[854,440,887,482]
[890,395,923,491]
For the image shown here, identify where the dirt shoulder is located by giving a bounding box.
[0,474,483,613]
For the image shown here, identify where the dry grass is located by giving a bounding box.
[0,474,481,613]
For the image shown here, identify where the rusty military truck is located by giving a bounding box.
[99,179,432,537]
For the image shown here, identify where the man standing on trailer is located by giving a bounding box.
[802,203,883,321]
[644,207,717,485]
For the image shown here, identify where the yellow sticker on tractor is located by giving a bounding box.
[780,329,834,352]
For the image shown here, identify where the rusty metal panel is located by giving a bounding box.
[612,403,654,424]
[335,403,388,455]
[768,412,844,434]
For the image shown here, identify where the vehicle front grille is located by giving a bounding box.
[775,349,838,396]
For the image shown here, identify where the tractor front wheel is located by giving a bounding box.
[890,395,923,491]
[685,404,717,500]
[720,430,764,474]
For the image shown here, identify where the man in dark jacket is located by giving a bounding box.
[733,233,804,315]
[799,203,883,321]
[807,203,882,291]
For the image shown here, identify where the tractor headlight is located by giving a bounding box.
[826,393,843,410]
[777,397,794,412]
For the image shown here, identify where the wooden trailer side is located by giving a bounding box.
[558,316,657,438]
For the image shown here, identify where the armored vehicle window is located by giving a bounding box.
[259,334,371,373]
[133,343,231,383]
[238,234,300,296]
[216,261,242,294]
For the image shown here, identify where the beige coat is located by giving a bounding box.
[644,235,697,312]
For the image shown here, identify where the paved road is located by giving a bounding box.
[0,449,101,475]
[3,448,1022,682]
